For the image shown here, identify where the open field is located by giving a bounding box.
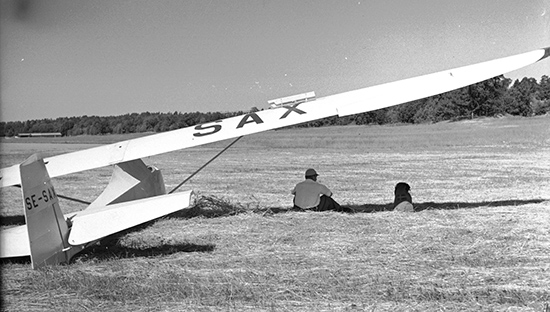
[1,116,550,311]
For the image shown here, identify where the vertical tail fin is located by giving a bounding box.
[20,154,71,269]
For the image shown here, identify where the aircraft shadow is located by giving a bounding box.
[72,240,215,263]
[70,218,216,263]
[0,215,25,226]
[0,241,215,266]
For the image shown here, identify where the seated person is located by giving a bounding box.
[291,168,346,212]
[393,182,414,212]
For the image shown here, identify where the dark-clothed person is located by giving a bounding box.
[393,182,414,212]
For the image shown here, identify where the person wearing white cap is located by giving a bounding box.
[291,168,346,212]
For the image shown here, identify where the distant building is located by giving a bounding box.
[17,133,63,138]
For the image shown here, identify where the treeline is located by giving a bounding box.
[0,111,245,137]
[1,75,549,137]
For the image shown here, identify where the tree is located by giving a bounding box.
[412,89,469,123]
[391,99,427,124]
[465,76,510,118]
[508,77,540,116]
[532,75,550,115]
[60,120,75,136]
[354,109,389,125]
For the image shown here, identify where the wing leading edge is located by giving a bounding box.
[1,47,548,187]
[335,47,550,116]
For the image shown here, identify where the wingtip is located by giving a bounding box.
[543,47,550,60]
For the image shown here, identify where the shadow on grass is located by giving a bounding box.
[0,241,215,266]
[347,198,548,213]
[0,229,215,267]
[0,256,30,266]
[69,215,216,263]
[413,199,548,211]
[0,215,25,226]
[72,240,215,263]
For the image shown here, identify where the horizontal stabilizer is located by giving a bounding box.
[86,159,166,210]
[0,225,31,258]
[68,190,194,246]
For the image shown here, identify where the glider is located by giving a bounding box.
[1,47,549,269]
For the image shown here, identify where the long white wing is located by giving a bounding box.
[1,47,548,187]
[336,48,550,116]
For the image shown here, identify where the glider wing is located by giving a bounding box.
[1,47,548,187]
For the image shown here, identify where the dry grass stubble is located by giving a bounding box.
[2,204,549,311]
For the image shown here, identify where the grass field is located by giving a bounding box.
[1,116,549,311]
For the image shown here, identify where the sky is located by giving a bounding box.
[1,0,549,122]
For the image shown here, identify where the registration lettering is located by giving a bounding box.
[193,121,222,137]
[24,186,57,210]
[193,103,306,137]
[236,113,264,129]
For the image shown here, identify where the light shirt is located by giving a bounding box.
[291,179,332,209]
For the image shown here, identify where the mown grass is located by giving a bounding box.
[2,205,549,311]
[1,116,550,311]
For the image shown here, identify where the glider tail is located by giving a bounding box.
[19,154,75,269]
[2,155,194,269]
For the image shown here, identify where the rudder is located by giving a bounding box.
[20,154,71,269]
